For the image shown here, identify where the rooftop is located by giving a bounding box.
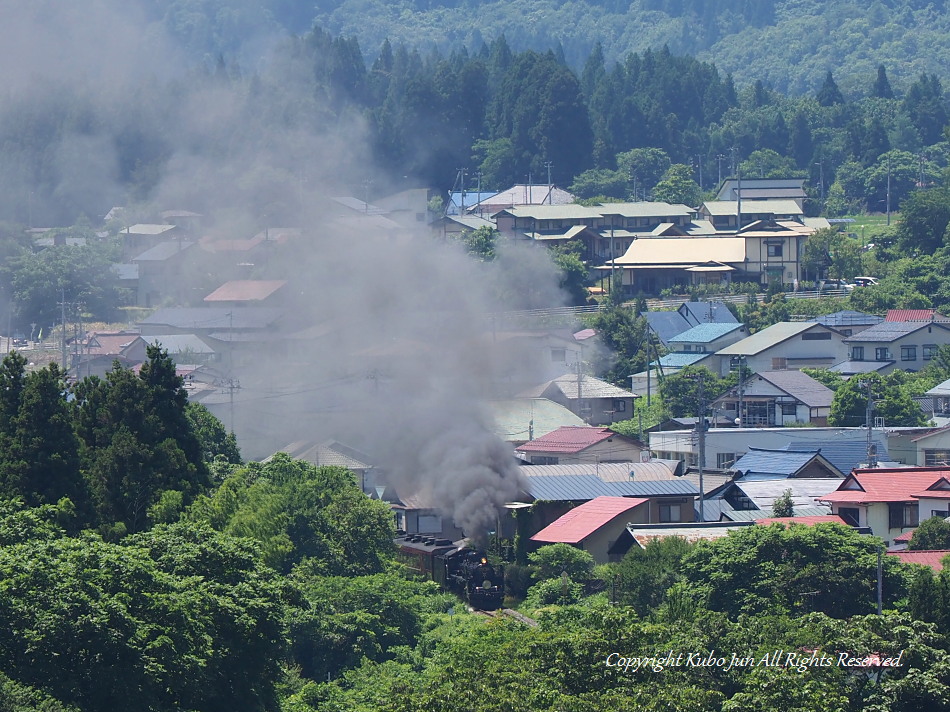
[489,398,586,443]
[748,370,835,408]
[516,426,637,455]
[203,280,287,302]
[809,310,884,328]
[717,321,826,356]
[521,474,698,502]
[755,515,849,526]
[888,550,950,571]
[611,237,746,266]
[626,521,753,547]
[518,373,635,401]
[820,468,950,504]
[885,309,950,322]
[729,449,839,479]
[844,320,950,343]
[669,322,745,344]
[530,496,649,544]
[701,199,804,216]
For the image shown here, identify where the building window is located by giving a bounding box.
[612,399,626,413]
[551,348,566,362]
[888,503,918,529]
[767,243,783,257]
[933,510,950,518]
[901,346,917,361]
[838,507,860,526]
[875,347,890,361]
[924,344,938,360]
[780,402,798,416]
[801,332,832,340]
[924,449,950,466]
[531,456,559,465]
[717,452,737,468]
[851,346,865,361]
[659,503,681,522]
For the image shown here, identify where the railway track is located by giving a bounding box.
[475,608,539,627]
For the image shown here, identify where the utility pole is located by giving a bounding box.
[863,379,878,468]
[716,154,725,187]
[814,160,824,202]
[877,544,884,615]
[736,355,746,427]
[696,371,707,522]
[695,154,703,190]
[59,287,67,375]
[886,155,892,226]
[544,160,553,204]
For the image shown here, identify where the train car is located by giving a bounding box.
[395,532,504,610]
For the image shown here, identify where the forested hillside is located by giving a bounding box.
[149,0,950,93]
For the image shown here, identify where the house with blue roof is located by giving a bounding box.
[642,301,738,347]
[668,322,748,355]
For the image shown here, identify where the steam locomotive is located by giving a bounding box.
[395,531,505,610]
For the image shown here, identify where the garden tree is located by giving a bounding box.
[738,148,800,179]
[816,71,845,107]
[186,454,395,574]
[829,371,929,428]
[548,241,591,306]
[896,184,950,255]
[613,535,691,615]
[771,488,794,517]
[909,567,950,631]
[650,163,702,205]
[73,347,211,532]
[908,516,950,551]
[683,523,907,617]
[0,522,286,712]
[528,542,596,581]
[659,365,729,418]
[458,225,499,262]
[615,147,671,195]
[801,226,865,281]
[587,302,650,386]
[801,367,846,392]
[286,572,452,681]
[610,398,667,440]
[568,168,628,200]
[0,239,124,329]
[185,402,242,465]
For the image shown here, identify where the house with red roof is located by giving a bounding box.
[530,496,649,563]
[888,550,950,571]
[204,280,287,307]
[819,467,950,544]
[885,309,950,322]
[515,426,645,465]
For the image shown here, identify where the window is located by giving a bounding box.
[924,449,950,466]
[924,344,938,360]
[901,345,917,361]
[531,456,559,465]
[659,503,681,522]
[781,403,798,416]
[933,510,950,519]
[838,507,860,526]
[851,346,865,361]
[888,503,918,529]
[717,452,738,468]
[612,399,626,413]
[801,331,832,340]
[875,347,890,361]
[418,514,442,533]
[551,348,566,362]
[767,243,783,257]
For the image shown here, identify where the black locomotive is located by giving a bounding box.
[395,532,505,610]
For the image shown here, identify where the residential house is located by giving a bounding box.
[820,467,950,544]
[132,240,195,307]
[926,381,950,422]
[840,321,950,375]
[529,496,651,563]
[668,322,749,357]
[203,280,288,308]
[884,309,950,322]
[373,187,433,228]
[71,330,143,378]
[431,213,495,242]
[715,321,848,377]
[515,426,645,465]
[517,374,637,425]
[643,301,739,348]
[698,199,805,231]
[707,477,842,521]
[712,369,835,427]
[888,550,950,570]
[909,426,950,466]
[728,448,842,480]
[119,223,179,259]
[490,331,585,389]
[446,191,496,216]
[649,425,891,472]
[715,178,808,209]
[160,209,204,235]
[268,439,377,493]
[623,521,753,549]
[808,310,884,338]
[517,474,698,539]
[138,307,286,337]
[477,184,575,216]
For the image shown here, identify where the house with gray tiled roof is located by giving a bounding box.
[841,321,950,375]
[517,374,636,425]
[715,321,848,377]
[807,310,883,337]
[712,369,835,427]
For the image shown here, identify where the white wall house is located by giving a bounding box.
[715,322,848,377]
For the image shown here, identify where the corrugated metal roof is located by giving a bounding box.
[516,426,617,454]
[845,321,950,343]
[518,373,635,401]
[754,370,835,408]
[730,449,836,478]
[781,439,890,477]
[204,280,287,302]
[885,309,948,322]
[809,310,883,328]
[516,461,677,482]
[755,515,848,526]
[612,237,746,266]
[829,360,893,374]
[143,334,215,354]
[139,307,284,330]
[717,321,822,356]
[523,474,697,501]
[530,497,649,544]
[732,478,845,509]
[627,522,752,547]
[821,469,950,503]
[669,322,744,343]
[651,353,711,368]
[644,312,691,345]
[597,202,693,217]
[927,379,950,397]
[125,223,176,236]
[496,204,602,220]
[490,398,586,442]
[132,241,194,262]
[702,199,803,216]
[888,550,950,571]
